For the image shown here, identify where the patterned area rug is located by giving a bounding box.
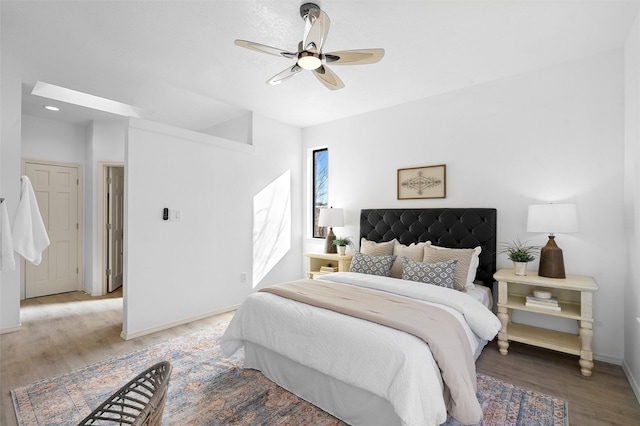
[12,322,567,425]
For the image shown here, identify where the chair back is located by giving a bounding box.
[77,361,172,426]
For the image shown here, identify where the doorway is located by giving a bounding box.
[99,163,125,294]
[22,160,83,299]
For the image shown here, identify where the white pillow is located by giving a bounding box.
[423,245,481,290]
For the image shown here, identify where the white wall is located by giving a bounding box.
[623,12,640,400]
[0,67,22,332]
[123,114,302,337]
[302,50,627,362]
[84,120,125,295]
[200,112,252,145]
[21,115,86,164]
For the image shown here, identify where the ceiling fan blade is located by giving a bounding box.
[323,49,385,65]
[303,8,330,53]
[312,65,344,90]
[267,65,303,85]
[234,39,297,59]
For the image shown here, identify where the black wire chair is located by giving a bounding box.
[77,361,172,426]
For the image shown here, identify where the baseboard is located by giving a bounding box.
[594,353,623,365]
[622,360,640,405]
[0,323,22,334]
[83,286,101,297]
[120,304,239,340]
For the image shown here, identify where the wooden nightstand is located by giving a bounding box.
[493,268,598,376]
[304,253,353,279]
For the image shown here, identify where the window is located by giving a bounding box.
[312,148,328,238]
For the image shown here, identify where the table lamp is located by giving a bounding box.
[318,207,344,254]
[527,203,579,278]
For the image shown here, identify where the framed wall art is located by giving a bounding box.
[397,164,446,200]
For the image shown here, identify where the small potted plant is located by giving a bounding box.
[499,237,540,276]
[332,237,352,256]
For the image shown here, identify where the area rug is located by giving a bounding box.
[12,322,567,425]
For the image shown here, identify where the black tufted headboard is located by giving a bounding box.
[360,208,497,286]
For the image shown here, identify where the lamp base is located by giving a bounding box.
[324,227,337,254]
[538,236,566,278]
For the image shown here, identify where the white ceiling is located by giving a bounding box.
[2,0,639,130]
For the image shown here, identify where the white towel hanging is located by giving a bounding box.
[1,199,16,271]
[12,176,50,265]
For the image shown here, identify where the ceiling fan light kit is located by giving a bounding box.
[235,2,384,90]
[297,51,322,70]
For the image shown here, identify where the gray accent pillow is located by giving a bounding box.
[360,238,395,256]
[349,252,397,277]
[401,257,458,288]
[423,245,479,291]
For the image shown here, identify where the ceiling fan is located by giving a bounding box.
[235,2,385,90]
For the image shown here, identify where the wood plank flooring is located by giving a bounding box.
[477,341,640,425]
[1,290,638,425]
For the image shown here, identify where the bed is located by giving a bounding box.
[221,208,501,426]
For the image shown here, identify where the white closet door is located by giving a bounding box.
[25,162,80,298]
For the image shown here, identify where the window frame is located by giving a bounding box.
[312,148,328,238]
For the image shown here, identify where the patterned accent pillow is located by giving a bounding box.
[360,238,395,256]
[390,240,430,279]
[349,252,397,277]
[423,245,481,291]
[401,257,458,288]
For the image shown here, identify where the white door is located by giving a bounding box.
[25,162,80,298]
[107,166,124,292]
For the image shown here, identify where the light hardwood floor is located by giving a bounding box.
[1,290,639,425]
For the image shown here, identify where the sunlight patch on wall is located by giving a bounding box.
[252,170,291,288]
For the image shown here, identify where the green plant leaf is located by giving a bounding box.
[498,236,540,262]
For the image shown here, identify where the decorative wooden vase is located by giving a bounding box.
[324,227,337,253]
[538,236,566,278]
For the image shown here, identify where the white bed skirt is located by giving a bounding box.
[222,274,502,425]
[244,341,402,426]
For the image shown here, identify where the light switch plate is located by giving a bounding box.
[169,209,182,221]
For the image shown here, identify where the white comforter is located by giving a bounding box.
[221,272,501,426]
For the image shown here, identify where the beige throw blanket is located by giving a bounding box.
[260,279,482,425]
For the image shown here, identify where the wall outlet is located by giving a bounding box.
[240,272,247,283]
